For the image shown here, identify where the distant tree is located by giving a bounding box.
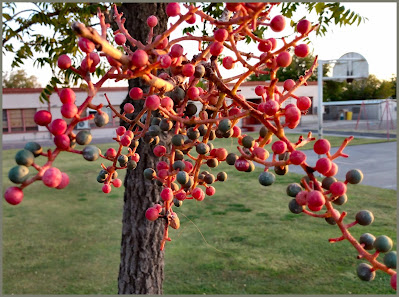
[2,69,41,88]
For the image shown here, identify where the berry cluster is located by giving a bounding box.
[3,3,396,290]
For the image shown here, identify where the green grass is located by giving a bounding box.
[2,140,396,294]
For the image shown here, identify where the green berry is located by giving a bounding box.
[127,160,137,170]
[286,183,302,197]
[15,149,34,167]
[359,233,376,250]
[24,142,42,157]
[355,210,374,226]
[346,169,364,184]
[82,145,101,161]
[176,171,189,185]
[76,130,92,145]
[159,118,173,131]
[321,176,337,190]
[357,263,375,281]
[332,194,347,206]
[383,251,397,269]
[274,165,288,175]
[148,125,161,137]
[118,155,128,166]
[289,199,303,214]
[242,135,255,148]
[259,126,268,138]
[173,198,183,207]
[174,150,184,160]
[143,168,156,180]
[173,160,186,171]
[258,171,275,186]
[373,235,393,253]
[196,142,210,155]
[217,172,227,182]
[218,119,232,133]
[185,103,197,117]
[207,158,219,168]
[226,153,238,165]
[187,127,200,140]
[8,165,29,184]
[172,134,185,147]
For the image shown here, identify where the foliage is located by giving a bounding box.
[323,75,397,101]
[2,69,41,88]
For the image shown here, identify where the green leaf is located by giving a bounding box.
[315,3,325,14]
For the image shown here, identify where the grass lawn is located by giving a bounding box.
[2,138,396,294]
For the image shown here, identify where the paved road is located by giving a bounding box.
[288,141,397,190]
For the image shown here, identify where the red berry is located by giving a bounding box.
[222,56,235,69]
[161,97,174,111]
[325,162,338,177]
[54,134,70,150]
[170,44,183,58]
[272,141,287,154]
[184,161,193,173]
[157,161,169,171]
[315,157,332,175]
[145,95,160,110]
[176,191,186,201]
[267,38,277,50]
[391,273,397,290]
[166,2,180,17]
[186,14,196,24]
[116,126,126,136]
[253,147,269,160]
[34,110,52,126]
[154,35,168,49]
[206,186,216,196]
[129,87,143,100]
[192,187,204,200]
[131,152,140,162]
[330,181,347,197]
[59,88,76,104]
[131,50,148,68]
[314,139,331,155]
[215,148,228,161]
[307,190,325,208]
[229,107,241,117]
[50,119,67,136]
[61,103,78,119]
[153,145,166,157]
[120,135,132,147]
[187,87,199,99]
[147,15,158,27]
[258,40,272,52]
[214,29,229,42]
[42,167,62,188]
[124,103,135,114]
[297,19,311,35]
[285,106,301,123]
[295,44,309,58]
[112,178,122,188]
[289,150,306,165]
[297,96,312,111]
[115,33,126,45]
[78,37,95,53]
[232,126,241,138]
[283,79,295,91]
[235,158,250,172]
[264,100,280,116]
[158,54,172,69]
[255,85,266,96]
[295,190,308,206]
[276,51,292,67]
[145,207,159,221]
[57,54,71,69]
[182,63,195,77]
[102,184,112,194]
[161,187,173,202]
[106,148,117,158]
[4,187,24,205]
[209,42,224,56]
[270,15,286,32]
[157,169,168,180]
[56,172,70,189]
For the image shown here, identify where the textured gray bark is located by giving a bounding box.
[116,3,168,294]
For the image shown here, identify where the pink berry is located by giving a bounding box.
[209,42,224,56]
[295,44,310,58]
[50,119,67,136]
[214,29,228,42]
[258,40,272,52]
[270,15,286,32]
[157,169,168,180]
[102,184,112,194]
[297,19,311,35]
[184,161,194,173]
[59,88,76,104]
[34,110,52,126]
[391,273,397,290]
[131,50,148,68]
[120,135,132,147]
[61,103,78,119]
[145,207,159,221]
[315,158,332,175]
[186,14,196,24]
[325,162,338,177]
[232,126,241,138]
[42,167,62,188]
[156,161,169,171]
[125,130,134,139]
[255,85,266,96]
[153,145,166,157]
[267,38,277,50]
[192,187,204,200]
[158,55,172,68]
[78,37,95,53]
[106,148,117,158]
[114,33,126,45]
[222,56,235,69]
[89,52,100,66]
[176,191,186,201]
[129,87,143,100]
[55,172,70,189]
[161,187,173,202]
[170,44,184,58]
[131,152,140,162]
[187,87,199,99]
[182,63,195,77]
[253,147,269,160]
[112,178,122,188]
[124,103,135,114]
[4,187,24,205]
[229,107,241,116]
[116,126,126,136]
[161,97,174,111]
[307,190,325,209]
[154,35,168,49]
[330,181,347,197]
[206,186,216,196]
[285,106,301,123]
[145,95,160,110]
[276,51,292,67]
[289,150,306,165]
[147,15,158,27]
[283,79,295,91]
[57,54,71,69]
[296,191,308,206]
[272,140,287,154]
[166,2,180,17]
[264,100,280,116]
[297,96,312,111]
[235,158,250,172]
[258,102,267,113]
[54,134,70,150]
[313,139,331,155]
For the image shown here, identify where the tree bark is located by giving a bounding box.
[116,3,168,294]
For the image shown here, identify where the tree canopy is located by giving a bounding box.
[2,69,41,88]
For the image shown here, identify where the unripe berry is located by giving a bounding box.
[267,38,277,50]
[50,119,67,135]
[235,158,250,172]
[57,54,71,69]
[253,147,269,161]
[42,167,62,188]
[116,126,126,136]
[106,148,117,159]
[255,85,266,96]
[295,190,308,206]
[154,35,168,49]
[34,110,52,126]
[131,50,148,68]
[176,191,186,201]
[187,87,199,99]
[59,88,76,104]
[276,51,292,67]
[192,187,204,201]
[147,15,158,27]
[209,42,224,56]
[120,135,132,147]
[4,186,24,205]
[114,33,126,45]
[166,2,180,17]
[129,87,143,100]
[124,103,134,114]
[214,29,228,42]
[307,190,325,210]
[186,14,196,24]
[270,15,285,32]
[314,139,331,155]
[325,162,338,177]
[153,145,166,157]
[112,178,122,188]
[78,37,95,53]
[297,19,311,35]
[295,44,310,58]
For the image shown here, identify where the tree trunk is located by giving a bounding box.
[116,3,168,294]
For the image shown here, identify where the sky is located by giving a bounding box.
[2,2,397,88]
